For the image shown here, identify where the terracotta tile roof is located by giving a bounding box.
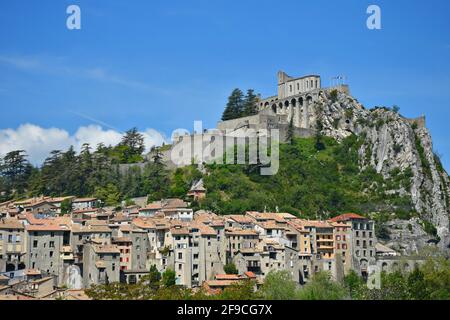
[26,224,69,232]
[112,237,132,243]
[244,271,257,279]
[140,202,162,211]
[46,196,75,203]
[328,213,366,222]
[204,280,236,287]
[190,222,216,236]
[171,227,191,235]
[256,221,286,230]
[0,218,24,230]
[92,244,120,254]
[72,224,112,233]
[215,274,242,280]
[301,219,333,228]
[226,215,254,224]
[225,228,258,236]
[72,197,97,203]
[72,208,100,214]
[25,269,41,276]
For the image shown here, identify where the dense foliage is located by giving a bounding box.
[221,88,259,121]
[199,135,415,220]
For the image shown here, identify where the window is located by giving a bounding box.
[51,232,54,237]
[178,264,182,270]
[49,251,53,257]
[33,240,38,248]
[49,241,55,248]
[289,85,292,92]
[112,263,116,271]
[8,235,13,243]
[178,252,182,259]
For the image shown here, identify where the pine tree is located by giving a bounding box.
[222,88,244,121]
[117,128,145,163]
[243,89,258,116]
[287,117,295,145]
[0,150,32,196]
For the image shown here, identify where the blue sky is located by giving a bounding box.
[0,0,449,168]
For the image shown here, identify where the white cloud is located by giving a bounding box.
[0,124,167,166]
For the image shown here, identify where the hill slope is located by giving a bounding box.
[198,89,450,253]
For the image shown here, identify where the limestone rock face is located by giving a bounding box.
[310,89,450,253]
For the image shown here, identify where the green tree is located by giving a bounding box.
[161,268,176,287]
[243,89,258,116]
[114,128,145,163]
[286,117,295,145]
[218,280,256,300]
[0,150,32,196]
[95,183,121,206]
[297,272,347,300]
[260,270,298,300]
[224,262,238,275]
[343,270,367,299]
[222,88,245,121]
[314,120,325,151]
[60,198,73,215]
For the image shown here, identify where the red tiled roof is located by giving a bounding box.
[328,213,366,222]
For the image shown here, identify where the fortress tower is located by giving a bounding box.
[277,70,321,100]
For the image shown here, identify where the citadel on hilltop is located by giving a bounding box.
[165,71,350,167]
[218,70,349,134]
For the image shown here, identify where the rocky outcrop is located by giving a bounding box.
[310,89,450,253]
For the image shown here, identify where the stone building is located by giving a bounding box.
[26,224,71,282]
[82,242,120,288]
[329,213,377,279]
[0,219,26,273]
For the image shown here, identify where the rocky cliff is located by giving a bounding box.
[310,89,450,253]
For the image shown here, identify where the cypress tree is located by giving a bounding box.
[222,88,244,121]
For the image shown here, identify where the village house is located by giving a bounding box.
[82,242,120,288]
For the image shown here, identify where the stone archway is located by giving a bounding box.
[403,263,410,273]
[271,104,277,114]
